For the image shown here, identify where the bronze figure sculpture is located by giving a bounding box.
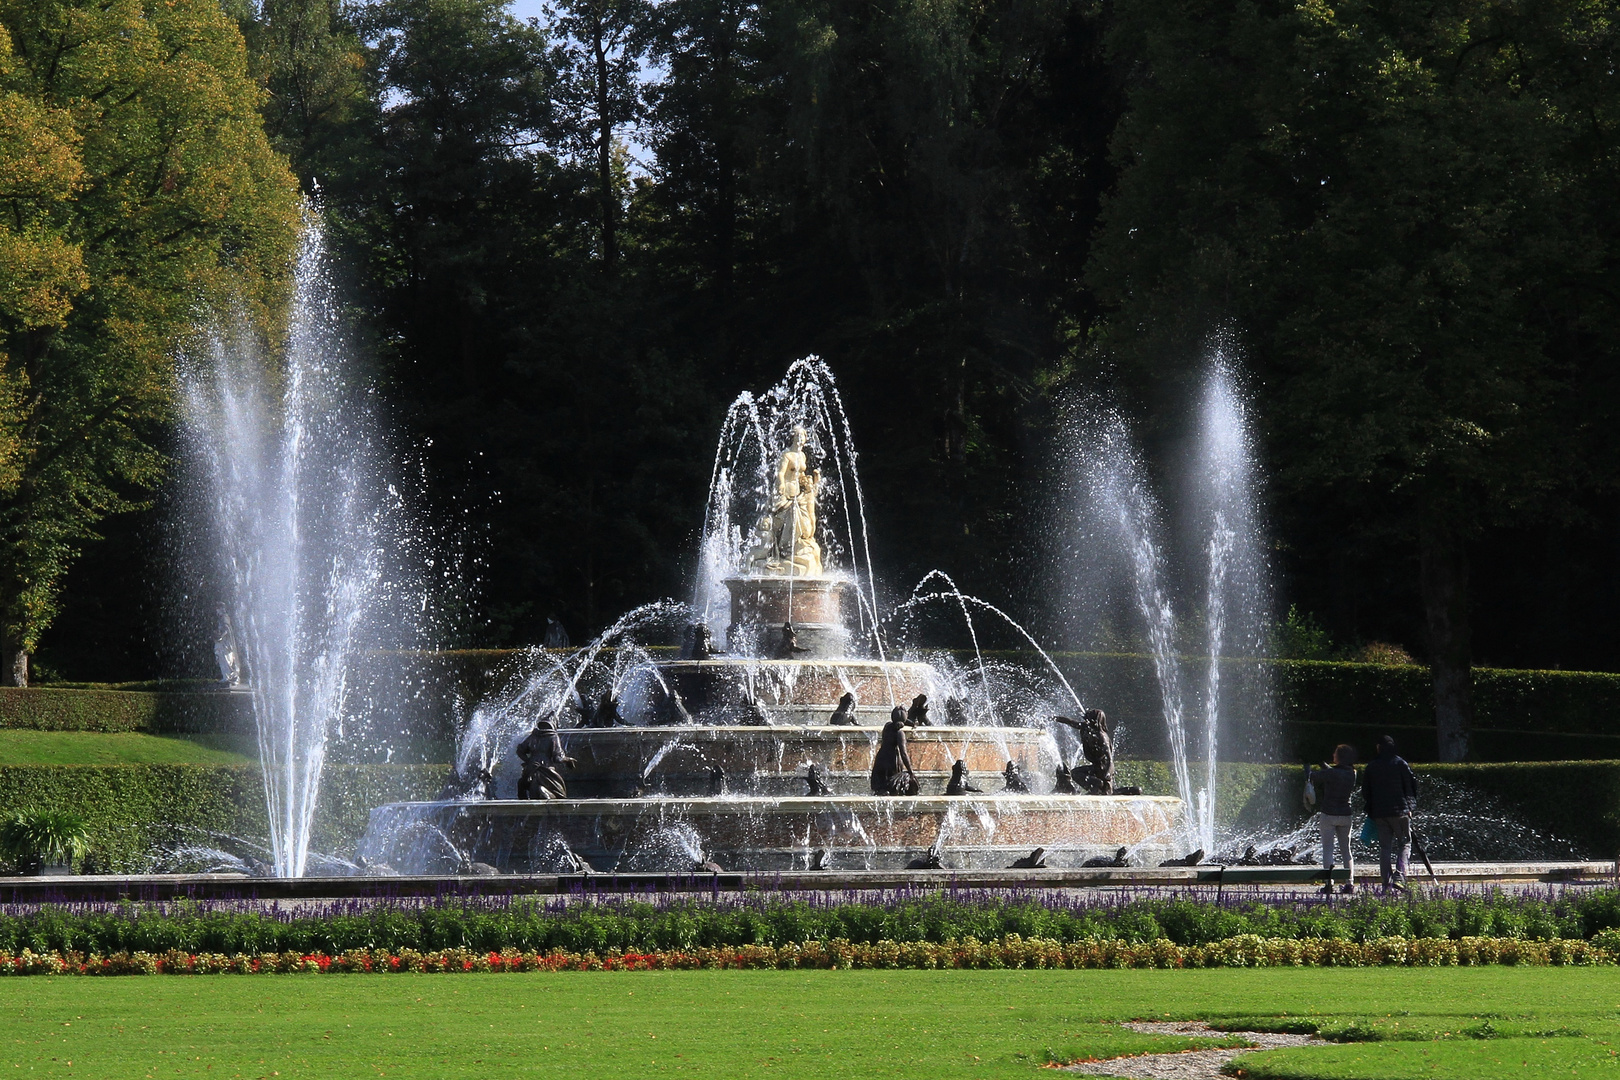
[584,690,624,728]
[1011,847,1048,868]
[1053,764,1078,794]
[774,621,810,659]
[907,694,931,726]
[805,763,834,795]
[870,706,920,795]
[682,623,720,660]
[828,691,859,725]
[1083,846,1129,867]
[515,717,577,800]
[944,760,981,795]
[1054,709,1116,794]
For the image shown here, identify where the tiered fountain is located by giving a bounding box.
[360,363,1188,874]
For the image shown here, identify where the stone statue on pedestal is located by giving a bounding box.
[748,427,822,577]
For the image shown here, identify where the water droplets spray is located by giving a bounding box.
[183,210,431,877]
[1060,340,1272,852]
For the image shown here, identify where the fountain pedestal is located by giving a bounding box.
[368,794,1186,873]
[725,577,853,657]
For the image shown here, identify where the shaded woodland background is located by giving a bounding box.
[21,0,1620,703]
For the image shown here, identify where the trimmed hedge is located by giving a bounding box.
[0,687,252,734]
[1279,722,1620,765]
[1415,762,1620,863]
[1279,661,1620,736]
[0,764,444,872]
[1113,759,1620,857]
[1030,652,1620,761]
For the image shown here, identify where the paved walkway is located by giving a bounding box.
[1065,1021,1328,1079]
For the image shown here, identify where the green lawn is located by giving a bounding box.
[0,730,254,765]
[1,967,1616,1078]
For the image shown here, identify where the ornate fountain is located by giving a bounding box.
[360,363,1188,874]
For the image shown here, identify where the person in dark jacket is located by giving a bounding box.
[1362,734,1419,888]
[1309,744,1359,894]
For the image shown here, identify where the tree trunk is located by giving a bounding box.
[583,477,596,635]
[1420,519,1472,761]
[594,26,616,270]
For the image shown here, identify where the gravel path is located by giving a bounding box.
[1063,1020,1328,1079]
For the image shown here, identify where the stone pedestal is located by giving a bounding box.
[725,577,854,657]
[368,794,1188,872]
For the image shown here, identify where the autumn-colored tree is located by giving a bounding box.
[0,0,299,683]
[0,25,84,494]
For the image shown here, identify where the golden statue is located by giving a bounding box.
[748,427,823,576]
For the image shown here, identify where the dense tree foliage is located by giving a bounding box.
[279,0,1108,643]
[1089,0,1620,756]
[0,0,299,685]
[26,0,1620,749]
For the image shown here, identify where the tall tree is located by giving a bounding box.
[257,0,374,190]
[0,23,83,495]
[726,0,1087,586]
[1089,0,1620,757]
[361,0,552,371]
[0,0,299,684]
[547,0,650,269]
[646,0,762,323]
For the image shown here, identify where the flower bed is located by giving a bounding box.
[8,884,1620,958]
[3,932,1617,975]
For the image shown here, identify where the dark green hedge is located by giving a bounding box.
[0,688,252,734]
[1116,759,1620,858]
[1415,762,1620,863]
[0,764,444,872]
[1279,661,1620,736]
[1025,652,1620,761]
[1281,722,1620,764]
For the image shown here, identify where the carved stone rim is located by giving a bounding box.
[555,724,1049,737]
[395,794,1183,813]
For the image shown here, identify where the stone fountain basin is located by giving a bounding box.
[367,793,1187,872]
[559,724,1052,797]
[654,658,932,710]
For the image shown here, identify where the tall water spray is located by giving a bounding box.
[1071,409,1197,828]
[184,214,408,877]
[1192,346,1271,845]
[1064,344,1271,852]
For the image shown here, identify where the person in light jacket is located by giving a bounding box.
[1362,734,1419,889]
[1309,744,1359,894]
